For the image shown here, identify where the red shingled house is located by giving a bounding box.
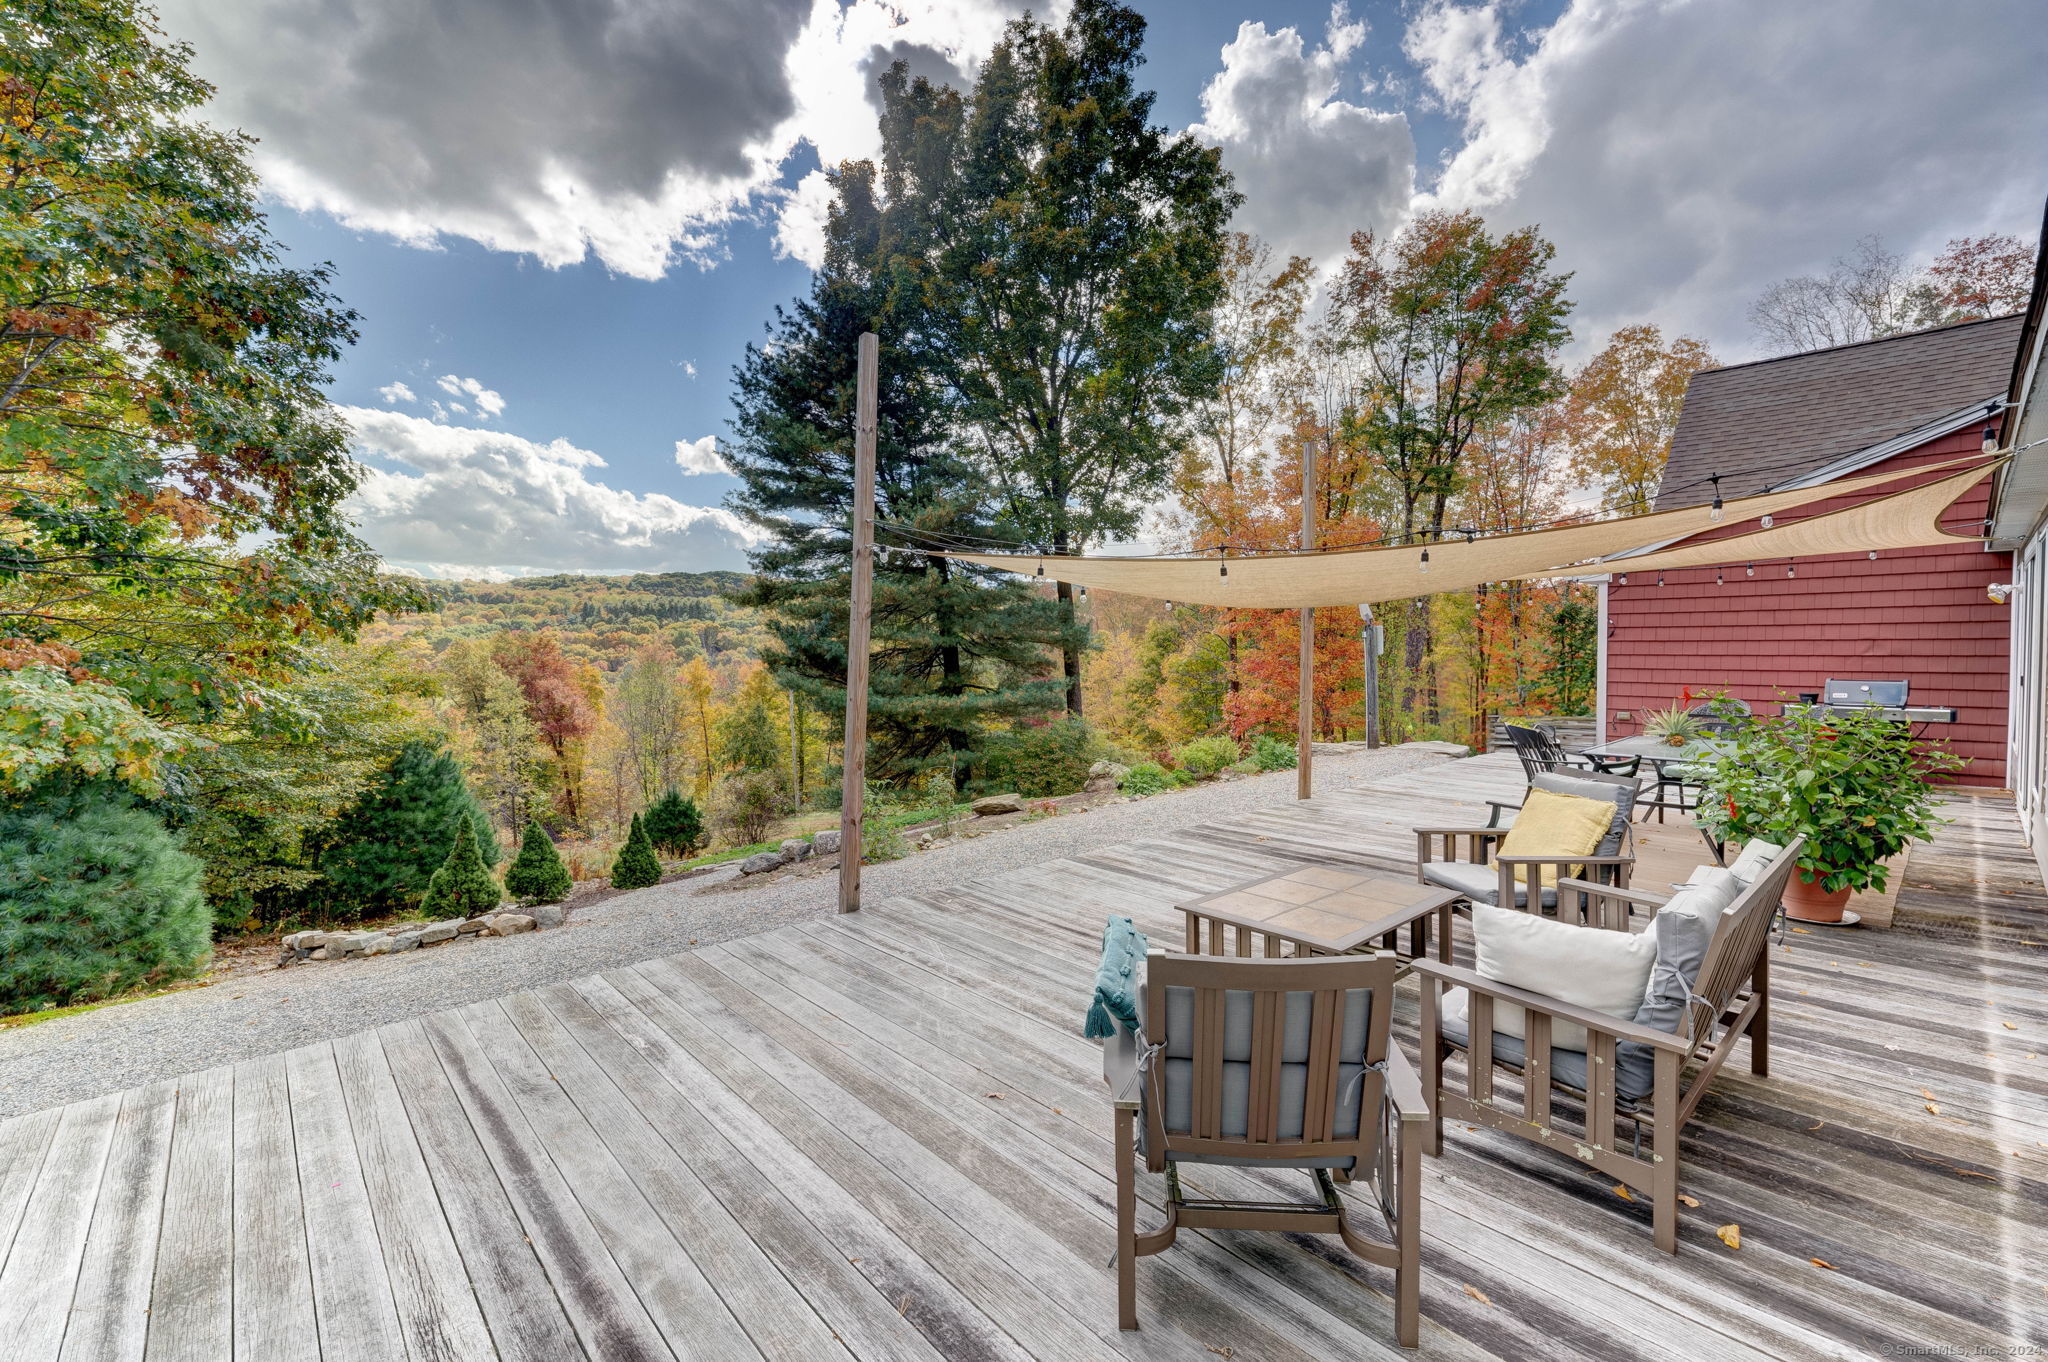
[1600,314,2023,786]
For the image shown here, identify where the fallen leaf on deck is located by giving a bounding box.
[2004,1022,2019,1030]
[1611,1184,1633,1202]
[1716,1224,1742,1250]
[1791,926,1811,934]
[985,1092,1004,1100]
[1810,1258,1837,1270]
[1206,1347,1235,1359]
[1920,1088,1936,1100]
[1925,1102,1941,1116]
[1858,962,1872,968]
[1462,1284,1492,1305]
[1807,1121,1825,1132]
[1678,1194,1701,1208]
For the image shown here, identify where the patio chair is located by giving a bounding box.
[1685,696,1752,735]
[1504,723,1642,784]
[1416,770,1639,917]
[1413,836,1804,1252]
[1103,950,1425,1346]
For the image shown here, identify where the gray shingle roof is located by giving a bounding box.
[1655,313,2023,510]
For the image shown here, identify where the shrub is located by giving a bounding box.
[1118,762,1182,797]
[862,821,911,863]
[0,785,211,1013]
[643,788,705,857]
[712,770,786,845]
[1250,734,1298,772]
[610,813,663,890]
[317,743,493,921]
[419,813,504,920]
[974,717,1095,797]
[1171,736,1241,779]
[504,818,573,904]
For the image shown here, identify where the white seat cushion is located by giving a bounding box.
[1421,860,1558,909]
[1465,903,1657,1050]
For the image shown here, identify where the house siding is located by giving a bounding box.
[1607,427,2013,786]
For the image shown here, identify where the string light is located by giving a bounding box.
[1418,547,1430,573]
[1035,560,1044,577]
[1618,572,1628,586]
[1656,572,1665,587]
[1746,563,1755,577]
[1716,567,1724,586]
[1760,514,1775,529]
[1983,424,2000,454]
[1708,474,1724,522]
[1787,561,1796,579]
[1867,549,1878,561]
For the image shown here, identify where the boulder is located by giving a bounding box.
[421,922,460,944]
[456,917,491,934]
[971,792,1024,816]
[284,930,329,951]
[486,913,537,936]
[740,851,784,875]
[810,829,842,855]
[360,935,396,956]
[529,903,566,929]
[391,932,423,952]
[779,838,812,863]
[1088,760,1129,781]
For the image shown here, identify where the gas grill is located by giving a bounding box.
[1783,678,1956,724]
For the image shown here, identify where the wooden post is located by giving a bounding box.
[838,332,879,914]
[1360,604,1380,750]
[1297,441,1315,799]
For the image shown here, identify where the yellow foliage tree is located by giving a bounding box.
[1564,324,1717,516]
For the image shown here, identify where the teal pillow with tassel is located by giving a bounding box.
[1083,915,1148,1039]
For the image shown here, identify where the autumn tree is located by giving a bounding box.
[1332,211,1573,726]
[490,630,596,823]
[0,0,424,723]
[1563,325,1717,516]
[435,640,548,832]
[903,0,1239,713]
[1749,232,2037,355]
[1920,232,2036,320]
[613,643,688,802]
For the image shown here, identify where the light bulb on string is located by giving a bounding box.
[1656,572,1665,587]
[1716,567,1723,586]
[1618,572,1628,586]
[1708,474,1724,522]
[1746,563,1754,577]
[1867,549,1877,561]
[1787,561,1796,579]
[1760,514,1774,529]
[1418,547,1430,574]
[1984,424,1999,454]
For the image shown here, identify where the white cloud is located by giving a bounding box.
[773,168,839,269]
[342,407,762,577]
[681,360,698,379]
[674,436,731,477]
[435,374,505,418]
[157,0,1045,279]
[377,380,417,404]
[1405,0,2048,357]
[1190,9,1414,271]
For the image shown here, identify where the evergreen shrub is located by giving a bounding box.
[504,818,573,904]
[974,717,1094,797]
[643,788,706,857]
[1250,735,1298,771]
[419,812,503,920]
[317,743,492,920]
[0,786,210,1013]
[610,814,662,890]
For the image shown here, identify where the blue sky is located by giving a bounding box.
[156,0,2046,578]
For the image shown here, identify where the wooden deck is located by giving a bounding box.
[2,752,2043,1360]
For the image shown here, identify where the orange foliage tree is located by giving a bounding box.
[1563,324,1717,516]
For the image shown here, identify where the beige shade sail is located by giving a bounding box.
[939,454,1999,607]
[1550,458,2003,580]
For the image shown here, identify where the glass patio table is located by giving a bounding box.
[1575,734,1729,822]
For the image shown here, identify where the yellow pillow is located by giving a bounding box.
[1497,788,1615,890]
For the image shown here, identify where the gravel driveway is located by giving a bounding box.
[0,742,1455,1118]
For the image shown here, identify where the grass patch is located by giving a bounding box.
[1,981,208,1028]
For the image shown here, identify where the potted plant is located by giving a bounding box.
[1695,702,1962,922]
[1641,705,1703,747]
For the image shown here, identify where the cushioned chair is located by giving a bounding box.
[1416,770,1639,916]
[1103,951,1425,1346]
[1414,836,1804,1252]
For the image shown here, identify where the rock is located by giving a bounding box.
[1083,774,1117,793]
[971,792,1024,816]
[331,933,372,957]
[284,930,328,951]
[421,922,459,944]
[360,935,396,956]
[486,913,537,936]
[311,945,337,960]
[529,903,565,928]
[456,917,491,934]
[1088,760,1129,781]
[392,932,423,952]
[740,851,784,875]
[811,829,842,855]
[779,838,812,862]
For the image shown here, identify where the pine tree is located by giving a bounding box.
[465,807,502,868]
[318,743,493,919]
[725,147,1071,794]
[503,818,573,904]
[610,813,661,891]
[419,813,503,920]
[642,789,705,858]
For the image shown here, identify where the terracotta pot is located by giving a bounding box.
[1783,867,1853,923]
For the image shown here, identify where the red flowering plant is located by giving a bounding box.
[1694,698,1962,893]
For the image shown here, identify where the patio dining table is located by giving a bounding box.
[1576,734,1730,822]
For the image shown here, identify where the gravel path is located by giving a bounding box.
[0,742,1455,1119]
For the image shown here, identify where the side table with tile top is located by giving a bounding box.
[1178,864,1462,967]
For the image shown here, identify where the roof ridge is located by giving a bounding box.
[1702,311,2025,379]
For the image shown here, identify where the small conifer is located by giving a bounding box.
[420,813,504,919]
[504,818,573,904]
[643,788,705,858]
[610,813,662,890]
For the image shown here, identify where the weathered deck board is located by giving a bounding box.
[0,751,2043,1359]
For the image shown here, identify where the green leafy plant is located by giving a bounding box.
[609,813,662,891]
[1118,762,1183,797]
[418,813,503,920]
[1695,703,1963,894]
[503,818,572,905]
[315,743,494,921]
[1640,705,1703,746]
[1250,734,1299,772]
[643,788,706,857]
[0,784,210,1013]
[973,718,1096,797]
[861,821,911,863]
[1170,736,1241,779]
[711,771,787,846]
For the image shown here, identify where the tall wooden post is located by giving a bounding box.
[1297,442,1316,799]
[838,332,879,914]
